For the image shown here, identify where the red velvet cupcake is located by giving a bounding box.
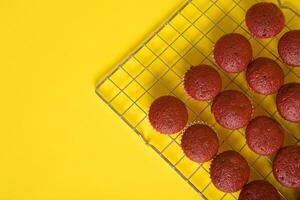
[183,65,222,101]
[212,90,252,130]
[148,96,188,134]
[246,116,284,156]
[213,33,252,73]
[210,151,250,192]
[238,180,280,200]
[278,30,300,67]
[246,2,284,38]
[246,57,284,95]
[273,145,300,189]
[181,123,219,163]
[276,83,300,123]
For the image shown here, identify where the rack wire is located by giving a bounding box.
[96,0,300,199]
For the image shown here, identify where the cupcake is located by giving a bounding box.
[238,180,280,200]
[181,123,219,163]
[213,33,252,73]
[210,150,250,192]
[246,57,284,95]
[183,65,222,101]
[278,30,300,67]
[246,116,284,156]
[276,83,300,123]
[245,2,284,38]
[148,95,188,134]
[212,90,252,130]
[273,145,300,189]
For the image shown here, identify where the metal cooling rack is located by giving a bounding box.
[96,0,300,199]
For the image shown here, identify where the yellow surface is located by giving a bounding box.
[0,0,200,199]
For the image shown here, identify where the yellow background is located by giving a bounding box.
[0,0,201,199]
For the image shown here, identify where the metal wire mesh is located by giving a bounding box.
[96,0,300,199]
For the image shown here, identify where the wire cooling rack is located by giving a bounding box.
[96,0,300,199]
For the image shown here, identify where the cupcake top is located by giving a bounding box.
[246,116,284,156]
[148,95,188,134]
[246,57,284,95]
[212,90,252,130]
[213,33,252,73]
[246,2,285,38]
[181,123,219,163]
[278,30,300,67]
[210,150,250,192]
[183,65,222,101]
[273,145,300,189]
[238,180,280,200]
[276,83,300,123]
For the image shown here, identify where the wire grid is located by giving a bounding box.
[96,0,300,199]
